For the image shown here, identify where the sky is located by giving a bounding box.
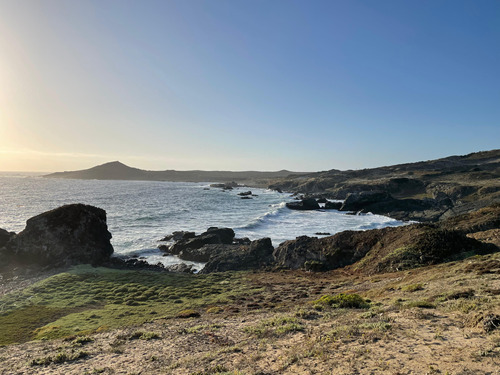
[0,0,499,172]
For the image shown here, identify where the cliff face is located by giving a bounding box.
[269,150,500,221]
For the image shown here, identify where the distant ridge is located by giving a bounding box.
[44,162,307,184]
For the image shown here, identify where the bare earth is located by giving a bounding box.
[1,253,499,375]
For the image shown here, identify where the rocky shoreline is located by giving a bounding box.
[2,201,499,280]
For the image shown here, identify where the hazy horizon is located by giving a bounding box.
[1,0,499,172]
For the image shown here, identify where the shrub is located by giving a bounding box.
[313,293,369,309]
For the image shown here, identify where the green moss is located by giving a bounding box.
[402,283,424,292]
[0,305,74,346]
[313,293,369,309]
[0,265,262,344]
[405,300,436,309]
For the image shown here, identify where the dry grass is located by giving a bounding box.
[0,252,499,374]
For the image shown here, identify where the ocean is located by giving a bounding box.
[0,173,405,270]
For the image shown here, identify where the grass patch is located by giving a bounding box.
[313,293,369,309]
[29,350,88,366]
[244,315,304,338]
[401,283,424,292]
[0,305,76,346]
[0,265,261,344]
[404,300,436,309]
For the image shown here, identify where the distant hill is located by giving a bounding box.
[44,161,307,185]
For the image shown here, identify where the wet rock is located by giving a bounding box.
[233,237,251,245]
[160,231,197,242]
[238,191,252,196]
[286,198,320,210]
[324,201,342,210]
[158,244,170,253]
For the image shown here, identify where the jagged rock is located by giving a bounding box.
[169,227,235,255]
[160,231,196,242]
[199,238,274,273]
[324,201,342,210]
[340,191,393,212]
[273,233,373,270]
[0,228,15,248]
[158,244,170,253]
[2,204,113,268]
[178,245,217,262]
[233,237,252,245]
[273,224,498,272]
[286,198,320,210]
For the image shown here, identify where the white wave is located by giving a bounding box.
[237,201,288,230]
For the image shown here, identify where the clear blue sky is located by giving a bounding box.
[0,0,499,172]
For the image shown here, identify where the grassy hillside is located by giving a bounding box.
[0,252,499,374]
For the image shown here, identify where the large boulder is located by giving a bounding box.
[286,198,320,210]
[2,204,113,268]
[199,238,274,273]
[167,227,235,255]
[273,231,379,271]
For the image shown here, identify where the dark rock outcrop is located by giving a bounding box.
[200,238,274,273]
[273,223,498,273]
[210,182,240,190]
[324,201,342,210]
[1,204,113,268]
[0,228,15,248]
[340,191,393,212]
[286,198,320,210]
[238,191,252,196]
[273,231,379,271]
[160,231,195,242]
[166,227,235,256]
[103,257,168,272]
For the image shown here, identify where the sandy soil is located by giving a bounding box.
[1,255,499,375]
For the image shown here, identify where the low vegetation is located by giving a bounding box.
[0,265,261,345]
[0,252,499,374]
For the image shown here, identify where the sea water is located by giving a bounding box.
[0,173,405,270]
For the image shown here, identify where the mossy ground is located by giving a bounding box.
[0,265,261,345]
